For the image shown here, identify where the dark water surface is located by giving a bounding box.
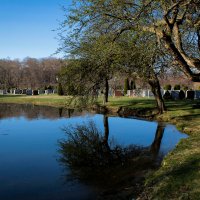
[0,104,187,200]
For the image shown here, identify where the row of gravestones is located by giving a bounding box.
[163,90,200,100]
[126,89,200,100]
[0,89,57,95]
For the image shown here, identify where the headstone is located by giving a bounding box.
[22,89,27,94]
[195,90,200,99]
[45,89,53,95]
[160,89,165,96]
[38,90,45,95]
[127,90,132,97]
[32,90,39,95]
[132,89,143,97]
[186,90,195,100]
[53,89,57,94]
[142,90,148,97]
[0,90,7,95]
[171,90,180,100]
[114,90,123,97]
[14,89,21,95]
[26,89,33,95]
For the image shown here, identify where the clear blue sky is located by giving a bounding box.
[0,0,72,60]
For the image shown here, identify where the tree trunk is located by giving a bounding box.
[103,115,109,144]
[150,123,165,157]
[148,77,166,114]
[103,115,110,152]
[103,78,109,105]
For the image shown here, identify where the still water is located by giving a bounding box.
[0,104,187,200]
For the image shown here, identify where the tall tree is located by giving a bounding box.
[59,34,122,105]
[60,0,168,113]
[65,0,200,81]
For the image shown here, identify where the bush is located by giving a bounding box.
[182,85,189,91]
[58,83,64,96]
[163,84,172,90]
[163,90,172,100]
[174,84,180,90]
[179,90,185,100]
[47,85,53,90]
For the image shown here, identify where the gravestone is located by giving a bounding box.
[171,90,180,100]
[53,89,57,94]
[0,90,6,95]
[132,89,143,97]
[22,89,27,94]
[114,90,123,97]
[127,90,132,97]
[26,90,33,95]
[186,90,195,100]
[38,90,45,95]
[32,90,39,95]
[195,90,200,99]
[14,89,21,95]
[45,89,53,95]
[142,90,148,97]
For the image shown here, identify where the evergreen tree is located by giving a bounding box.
[58,83,64,96]
[124,78,129,95]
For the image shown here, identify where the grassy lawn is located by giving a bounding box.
[0,94,200,199]
[0,94,70,107]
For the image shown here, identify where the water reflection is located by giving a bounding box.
[59,116,166,199]
[0,104,84,120]
[150,123,165,158]
[0,104,187,200]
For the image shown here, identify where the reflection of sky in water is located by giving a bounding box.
[86,114,188,155]
[0,110,187,200]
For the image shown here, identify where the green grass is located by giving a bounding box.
[0,94,70,107]
[0,94,200,199]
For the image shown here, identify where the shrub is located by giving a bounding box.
[163,90,172,100]
[179,90,185,100]
[163,84,172,90]
[182,85,189,91]
[47,85,53,90]
[174,84,181,90]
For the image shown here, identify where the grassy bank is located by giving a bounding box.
[106,97,200,199]
[0,95,200,199]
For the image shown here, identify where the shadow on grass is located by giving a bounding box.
[148,153,200,199]
[109,98,157,109]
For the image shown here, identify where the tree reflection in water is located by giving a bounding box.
[59,116,165,199]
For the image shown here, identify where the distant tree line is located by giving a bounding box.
[0,57,63,90]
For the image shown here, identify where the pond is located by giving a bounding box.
[0,104,187,200]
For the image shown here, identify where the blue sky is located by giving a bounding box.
[0,0,72,60]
